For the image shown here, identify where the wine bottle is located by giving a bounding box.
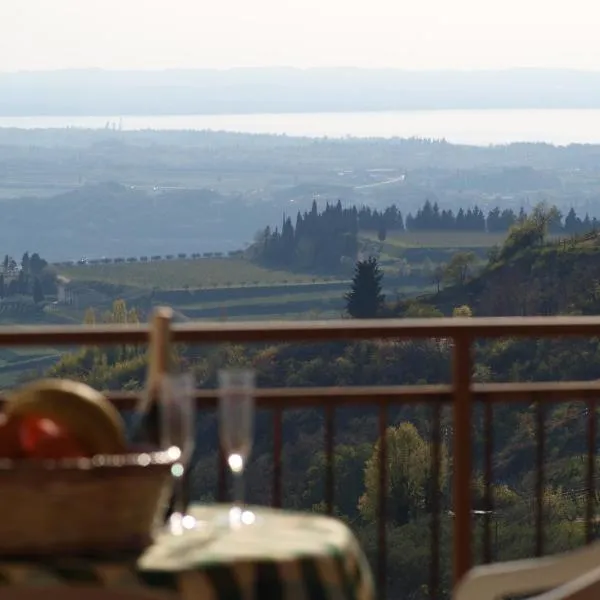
[131,306,179,524]
[130,306,173,446]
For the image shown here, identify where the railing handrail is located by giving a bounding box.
[0,381,591,410]
[4,315,600,345]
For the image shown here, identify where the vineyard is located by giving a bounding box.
[58,258,339,290]
[367,230,509,248]
[52,250,244,267]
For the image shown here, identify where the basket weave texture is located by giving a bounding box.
[0,450,174,557]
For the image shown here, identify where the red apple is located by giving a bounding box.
[0,412,24,459]
[19,415,90,459]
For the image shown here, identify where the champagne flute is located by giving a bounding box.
[218,368,256,528]
[159,372,200,535]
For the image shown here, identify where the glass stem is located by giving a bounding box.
[173,464,187,516]
[233,467,245,511]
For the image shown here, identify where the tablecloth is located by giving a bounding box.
[0,504,375,600]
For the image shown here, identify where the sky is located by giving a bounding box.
[0,0,599,72]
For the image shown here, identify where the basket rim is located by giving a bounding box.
[0,449,176,472]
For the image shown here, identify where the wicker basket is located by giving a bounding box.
[0,450,175,557]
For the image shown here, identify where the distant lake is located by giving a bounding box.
[2,109,600,146]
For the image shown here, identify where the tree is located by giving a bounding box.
[564,207,582,234]
[29,253,47,275]
[445,251,476,286]
[32,277,44,303]
[499,202,559,261]
[345,257,385,318]
[487,245,501,265]
[529,202,560,242]
[17,270,27,294]
[83,308,96,325]
[452,305,473,318]
[377,220,387,242]
[302,443,372,518]
[359,423,449,525]
[6,279,18,297]
[432,264,445,293]
[107,299,128,324]
[21,252,30,274]
[402,302,444,319]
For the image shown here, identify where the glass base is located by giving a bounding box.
[161,512,214,537]
[214,506,263,530]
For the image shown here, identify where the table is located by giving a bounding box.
[0,504,375,600]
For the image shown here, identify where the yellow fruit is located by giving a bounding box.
[5,379,126,456]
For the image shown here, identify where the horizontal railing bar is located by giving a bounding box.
[169,316,600,342]
[95,385,453,410]
[3,316,600,346]
[473,380,600,401]
[1,381,595,410]
[0,325,148,346]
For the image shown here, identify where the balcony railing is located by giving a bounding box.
[1,315,600,599]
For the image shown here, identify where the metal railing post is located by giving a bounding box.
[453,334,472,585]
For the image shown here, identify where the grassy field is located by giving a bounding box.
[59,258,338,290]
[178,290,346,320]
[205,310,342,322]
[176,290,345,311]
[0,349,62,388]
[364,231,508,248]
[0,308,79,388]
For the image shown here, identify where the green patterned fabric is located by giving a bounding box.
[0,504,375,600]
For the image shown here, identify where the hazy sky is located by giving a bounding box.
[1,0,599,71]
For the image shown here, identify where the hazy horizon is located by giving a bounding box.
[4,66,600,74]
[2,0,600,72]
[4,69,600,115]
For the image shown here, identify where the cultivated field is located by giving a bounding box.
[59,258,339,290]
[363,230,509,248]
[176,290,344,311]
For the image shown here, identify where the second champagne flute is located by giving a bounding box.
[218,368,256,527]
[159,372,202,535]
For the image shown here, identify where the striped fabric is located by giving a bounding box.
[0,505,375,600]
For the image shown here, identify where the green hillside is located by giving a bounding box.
[400,232,600,318]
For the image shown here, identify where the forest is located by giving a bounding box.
[252,198,595,273]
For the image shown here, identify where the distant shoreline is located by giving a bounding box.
[2,107,600,118]
[0,109,598,145]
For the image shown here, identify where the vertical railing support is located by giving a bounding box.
[453,334,472,586]
[377,402,388,599]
